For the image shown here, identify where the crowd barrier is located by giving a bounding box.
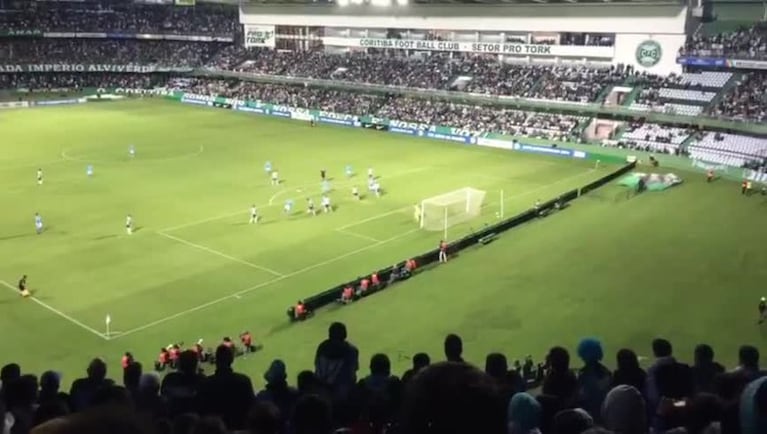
[288,161,637,320]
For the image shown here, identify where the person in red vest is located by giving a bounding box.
[341,285,354,304]
[358,277,370,295]
[240,331,256,353]
[169,344,181,369]
[439,240,448,263]
[371,272,380,288]
[155,348,170,371]
[295,300,307,320]
[121,352,134,370]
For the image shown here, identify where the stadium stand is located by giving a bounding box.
[1,334,765,434]
[688,132,767,168]
[617,122,690,155]
[680,22,767,60]
[707,72,767,123]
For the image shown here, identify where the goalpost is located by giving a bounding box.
[419,187,487,238]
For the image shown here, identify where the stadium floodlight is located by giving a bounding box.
[337,0,350,6]
[371,0,391,6]
[396,0,408,5]
[419,187,487,239]
[350,0,363,4]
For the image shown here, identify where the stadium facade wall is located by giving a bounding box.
[240,4,686,74]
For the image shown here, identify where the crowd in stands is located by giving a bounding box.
[1,326,766,434]
[0,40,229,67]
[707,73,767,123]
[172,78,586,141]
[0,2,238,36]
[617,122,690,155]
[0,73,163,92]
[680,23,767,60]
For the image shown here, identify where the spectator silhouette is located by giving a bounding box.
[400,362,506,434]
[612,348,646,394]
[401,352,430,387]
[198,344,254,430]
[292,394,333,434]
[255,359,297,428]
[350,353,402,431]
[601,385,646,434]
[1,363,21,395]
[552,408,594,434]
[733,345,764,383]
[485,353,525,402]
[443,334,464,363]
[508,392,542,434]
[68,358,114,412]
[161,350,206,418]
[248,401,281,434]
[5,374,38,434]
[123,362,142,398]
[170,413,200,434]
[575,338,612,422]
[739,376,767,434]
[646,338,677,414]
[35,371,70,427]
[135,372,168,420]
[190,416,228,434]
[314,322,359,402]
[692,344,725,394]
[542,346,577,408]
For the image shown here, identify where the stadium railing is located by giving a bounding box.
[288,161,637,320]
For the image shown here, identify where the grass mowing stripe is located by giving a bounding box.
[155,232,286,277]
[110,228,421,339]
[0,280,109,340]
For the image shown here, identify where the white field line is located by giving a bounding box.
[159,167,432,233]
[335,206,411,231]
[0,280,109,340]
[334,228,383,243]
[60,145,205,164]
[111,228,420,339]
[156,232,285,277]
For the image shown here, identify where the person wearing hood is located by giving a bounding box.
[508,392,542,434]
[739,376,767,434]
[576,338,612,421]
[256,359,297,428]
[601,385,647,434]
[314,322,359,402]
[552,408,594,434]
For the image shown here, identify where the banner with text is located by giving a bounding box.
[321,37,614,58]
[42,32,233,42]
[0,64,194,73]
[0,29,43,38]
[244,25,276,48]
[677,56,767,71]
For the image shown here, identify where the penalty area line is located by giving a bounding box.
[155,232,285,277]
[0,280,109,341]
[110,228,420,340]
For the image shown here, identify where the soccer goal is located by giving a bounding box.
[419,187,487,236]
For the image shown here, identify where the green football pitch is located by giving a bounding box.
[0,99,765,387]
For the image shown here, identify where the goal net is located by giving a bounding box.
[420,187,486,231]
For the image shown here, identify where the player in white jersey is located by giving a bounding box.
[372,181,381,197]
[37,168,43,185]
[307,198,316,216]
[34,213,43,234]
[271,170,280,186]
[368,177,375,191]
[368,167,374,180]
[352,186,360,200]
[250,205,258,224]
[249,205,259,224]
[321,195,332,213]
[125,215,133,235]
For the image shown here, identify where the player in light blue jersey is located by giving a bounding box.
[321,179,331,194]
[283,199,294,214]
[345,165,353,178]
[129,145,136,158]
[86,164,94,177]
[265,161,272,174]
[34,213,43,234]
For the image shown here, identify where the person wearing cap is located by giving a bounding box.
[759,297,766,324]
